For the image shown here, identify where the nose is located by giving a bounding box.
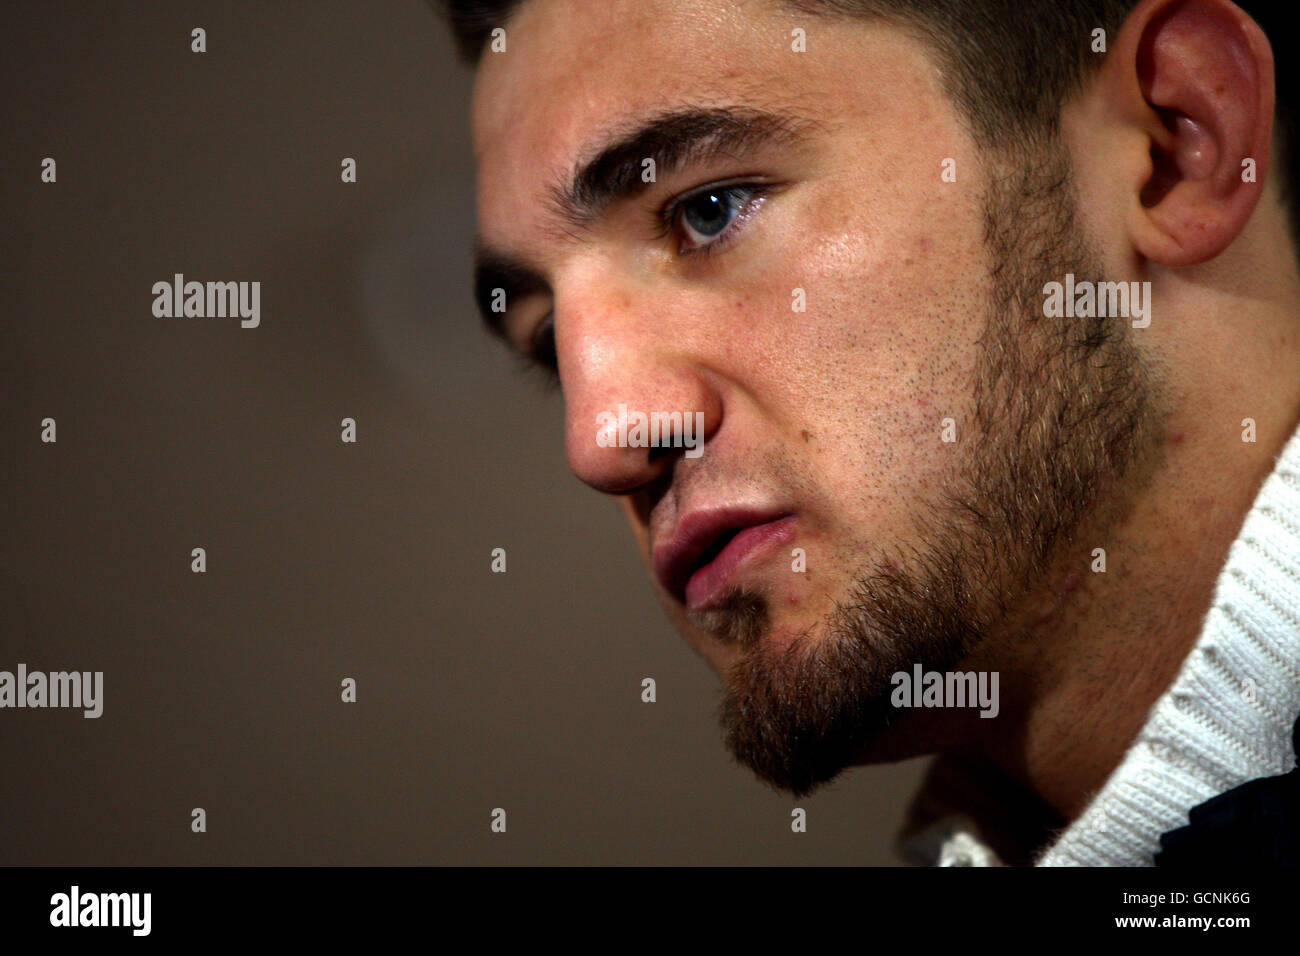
[558,275,723,496]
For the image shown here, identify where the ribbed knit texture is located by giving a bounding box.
[1035,425,1300,865]
[924,423,1300,866]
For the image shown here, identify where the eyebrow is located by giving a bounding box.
[473,104,817,337]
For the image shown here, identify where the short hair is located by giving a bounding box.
[435,0,1298,247]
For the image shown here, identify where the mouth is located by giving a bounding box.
[653,509,797,612]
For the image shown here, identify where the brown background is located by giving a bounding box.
[0,0,928,864]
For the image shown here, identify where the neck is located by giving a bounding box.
[979,246,1300,824]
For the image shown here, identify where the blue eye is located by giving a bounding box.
[665,183,768,256]
[683,190,740,240]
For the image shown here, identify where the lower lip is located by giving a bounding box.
[685,515,797,611]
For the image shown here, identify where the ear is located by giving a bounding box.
[1108,0,1275,266]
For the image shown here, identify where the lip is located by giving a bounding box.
[652,508,796,611]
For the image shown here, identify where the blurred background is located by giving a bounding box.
[0,0,928,864]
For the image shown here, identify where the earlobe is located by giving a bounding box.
[1117,0,1275,267]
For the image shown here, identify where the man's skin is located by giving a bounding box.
[469,0,1300,847]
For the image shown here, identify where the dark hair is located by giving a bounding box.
[435,0,1297,246]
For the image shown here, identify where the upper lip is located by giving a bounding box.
[652,505,791,603]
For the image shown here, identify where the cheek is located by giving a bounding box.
[747,190,992,524]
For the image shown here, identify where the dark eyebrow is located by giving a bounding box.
[473,104,818,334]
[551,104,816,227]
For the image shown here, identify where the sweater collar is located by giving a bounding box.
[899,422,1300,866]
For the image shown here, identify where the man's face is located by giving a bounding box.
[470,0,1157,794]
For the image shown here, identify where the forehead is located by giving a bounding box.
[472,0,782,154]
[469,0,868,252]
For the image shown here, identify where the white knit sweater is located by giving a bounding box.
[922,422,1300,867]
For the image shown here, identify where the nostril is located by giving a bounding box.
[647,442,675,465]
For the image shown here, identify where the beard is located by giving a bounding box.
[716,141,1165,797]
